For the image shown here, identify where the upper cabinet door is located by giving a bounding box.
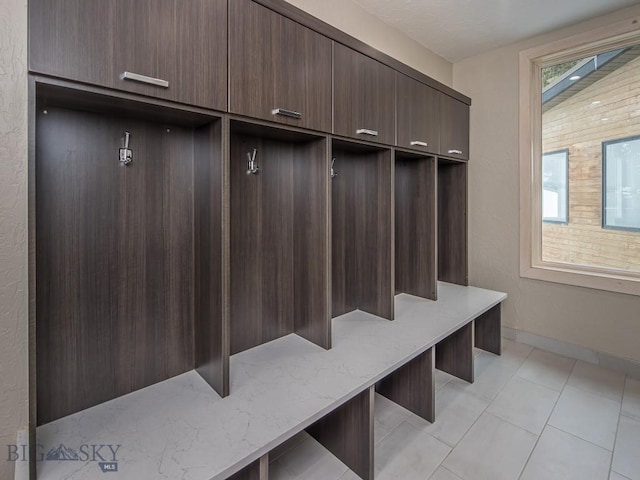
[29,0,227,111]
[439,94,470,160]
[229,0,332,132]
[396,73,439,154]
[333,43,395,145]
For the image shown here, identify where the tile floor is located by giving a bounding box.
[268,339,640,480]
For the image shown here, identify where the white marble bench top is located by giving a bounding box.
[36,282,506,480]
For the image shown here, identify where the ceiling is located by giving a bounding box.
[350,0,640,62]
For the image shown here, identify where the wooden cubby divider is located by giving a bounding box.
[376,347,435,423]
[394,151,437,300]
[229,120,331,355]
[435,322,475,383]
[331,139,394,320]
[307,387,375,480]
[437,159,468,286]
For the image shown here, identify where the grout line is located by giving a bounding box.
[515,346,570,480]
[433,348,530,475]
[609,409,623,478]
[545,423,615,452]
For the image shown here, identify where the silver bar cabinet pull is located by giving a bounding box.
[448,149,463,155]
[410,141,428,147]
[271,108,302,119]
[356,128,379,137]
[121,71,169,88]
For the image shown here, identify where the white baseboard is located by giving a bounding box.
[502,326,640,379]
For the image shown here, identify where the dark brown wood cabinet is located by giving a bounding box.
[229,0,332,132]
[30,0,473,435]
[439,94,470,160]
[396,74,440,154]
[333,43,396,145]
[29,0,227,111]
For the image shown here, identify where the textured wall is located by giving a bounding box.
[453,4,640,362]
[283,0,453,86]
[0,0,29,478]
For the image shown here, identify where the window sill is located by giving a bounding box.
[520,262,640,296]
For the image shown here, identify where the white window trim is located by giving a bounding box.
[519,16,640,296]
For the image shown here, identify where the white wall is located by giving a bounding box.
[283,0,453,85]
[0,0,29,478]
[454,4,640,363]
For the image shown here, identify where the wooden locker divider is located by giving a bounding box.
[194,118,228,397]
[435,323,474,383]
[229,120,331,355]
[395,150,437,300]
[474,304,502,355]
[307,387,374,480]
[376,347,435,423]
[331,139,394,320]
[437,159,468,286]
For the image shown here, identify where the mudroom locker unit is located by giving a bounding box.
[28,1,503,479]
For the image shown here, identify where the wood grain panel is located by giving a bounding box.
[230,128,329,354]
[332,143,394,320]
[36,107,195,424]
[395,153,437,300]
[376,347,435,423]
[307,387,374,480]
[396,73,440,154]
[293,139,331,349]
[474,304,502,356]
[438,160,468,286]
[229,0,332,132]
[250,0,471,105]
[194,121,228,397]
[29,0,227,110]
[439,94,470,160]
[333,43,396,145]
[435,323,474,383]
[29,0,115,87]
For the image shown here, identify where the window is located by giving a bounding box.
[542,150,568,223]
[603,136,640,231]
[519,18,640,296]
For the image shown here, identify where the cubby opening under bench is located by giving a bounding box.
[36,283,506,480]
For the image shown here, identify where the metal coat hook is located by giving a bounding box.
[119,131,133,166]
[331,158,337,178]
[246,148,259,175]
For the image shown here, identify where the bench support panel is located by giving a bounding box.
[436,322,474,383]
[474,304,502,355]
[307,386,374,480]
[376,347,434,423]
[228,454,268,480]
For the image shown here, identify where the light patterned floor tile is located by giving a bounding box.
[442,413,537,480]
[520,426,611,480]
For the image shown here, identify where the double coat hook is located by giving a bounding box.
[246,148,259,175]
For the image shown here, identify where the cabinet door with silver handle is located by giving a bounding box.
[121,71,169,88]
[271,108,302,120]
[356,128,379,137]
[440,93,469,160]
